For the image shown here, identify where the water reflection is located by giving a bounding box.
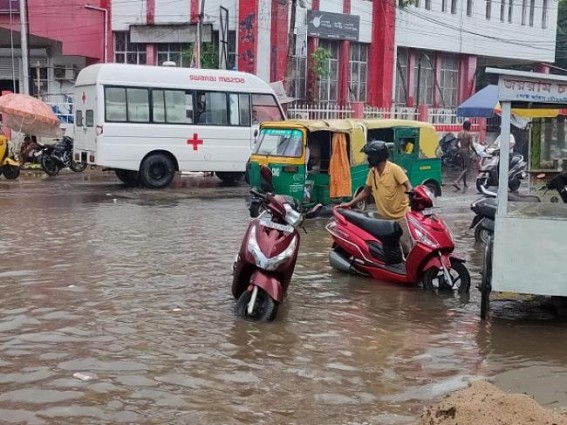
[0,181,566,423]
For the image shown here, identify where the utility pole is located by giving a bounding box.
[19,0,29,95]
[284,0,297,96]
[195,0,206,68]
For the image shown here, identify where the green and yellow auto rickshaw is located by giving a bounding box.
[247,119,369,214]
[358,119,443,196]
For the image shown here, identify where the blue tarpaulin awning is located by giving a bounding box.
[456,85,498,118]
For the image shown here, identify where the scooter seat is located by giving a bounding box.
[340,210,403,240]
[471,197,497,220]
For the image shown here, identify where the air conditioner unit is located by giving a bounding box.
[54,65,77,81]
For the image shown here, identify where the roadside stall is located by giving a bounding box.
[480,68,567,319]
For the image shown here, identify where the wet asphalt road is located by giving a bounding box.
[0,169,567,425]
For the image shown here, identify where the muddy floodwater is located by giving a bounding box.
[1,174,567,424]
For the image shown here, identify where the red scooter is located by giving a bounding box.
[232,166,321,321]
[326,185,470,293]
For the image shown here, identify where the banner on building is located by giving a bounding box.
[0,0,19,13]
[307,11,359,42]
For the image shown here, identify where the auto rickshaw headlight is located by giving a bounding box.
[284,203,303,227]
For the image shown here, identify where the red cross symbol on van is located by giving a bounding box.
[81,92,87,104]
[187,133,203,151]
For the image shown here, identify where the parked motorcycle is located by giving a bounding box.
[40,136,87,176]
[436,133,462,169]
[232,165,321,321]
[475,148,527,193]
[19,136,45,167]
[326,185,470,294]
[469,174,567,244]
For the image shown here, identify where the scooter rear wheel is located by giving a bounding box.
[235,286,278,321]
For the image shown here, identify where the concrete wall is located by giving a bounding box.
[396,0,558,62]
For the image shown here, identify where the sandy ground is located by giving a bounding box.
[417,381,567,425]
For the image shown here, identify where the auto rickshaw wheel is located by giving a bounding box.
[2,164,20,180]
[216,172,244,185]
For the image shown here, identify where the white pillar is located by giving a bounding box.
[497,101,511,216]
[19,0,29,95]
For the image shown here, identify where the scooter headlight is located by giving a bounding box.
[408,216,437,248]
[247,226,298,271]
[284,203,304,227]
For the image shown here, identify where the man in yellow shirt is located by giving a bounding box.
[340,140,413,256]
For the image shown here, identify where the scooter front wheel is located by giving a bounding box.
[235,286,278,321]
[422,259,471,295]
[474,222,491,244]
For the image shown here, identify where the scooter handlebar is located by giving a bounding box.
[479,185,497,198]
[250,188,267,199]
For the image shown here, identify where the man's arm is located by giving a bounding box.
[340,186,371,208]
[403,180,412,192]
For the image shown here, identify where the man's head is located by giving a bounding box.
[463,120,471,131]
[361,140,389,167]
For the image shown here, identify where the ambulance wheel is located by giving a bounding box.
[139,154,175,189]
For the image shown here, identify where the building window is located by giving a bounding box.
[500,0,505,21]
[542,0,548,28]
[114,32,147,64]
[486,0,492,19]
[529,0,535,26]
[317,40,339,103]
[349,43,368,102]
[508,0,513,22]
[451,0,457,13]
[440,56,459,107]
[521,0,527,24]
[425,0,431,10]
[414,52,434,106]
[442,0,447,12]
[157,43,192,67]
[29,66,48,98]
[291,55,307,101]
[467,0,473,16]
[395,48,409,106]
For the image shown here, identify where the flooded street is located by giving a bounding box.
[1,173,567,424]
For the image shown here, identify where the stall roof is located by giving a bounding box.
[487,67,567,110]
[457,83,561,118]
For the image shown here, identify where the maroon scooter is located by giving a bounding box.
[232,166,320,321]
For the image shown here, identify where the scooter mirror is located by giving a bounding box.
[259,165,274,193]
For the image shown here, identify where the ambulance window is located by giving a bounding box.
[105,87,127,122]
[86,110,94,127]
[228,93,251,126]
[127,88,150,122]
[76,110,83,127]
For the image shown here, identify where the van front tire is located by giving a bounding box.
[139,154,175,189]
